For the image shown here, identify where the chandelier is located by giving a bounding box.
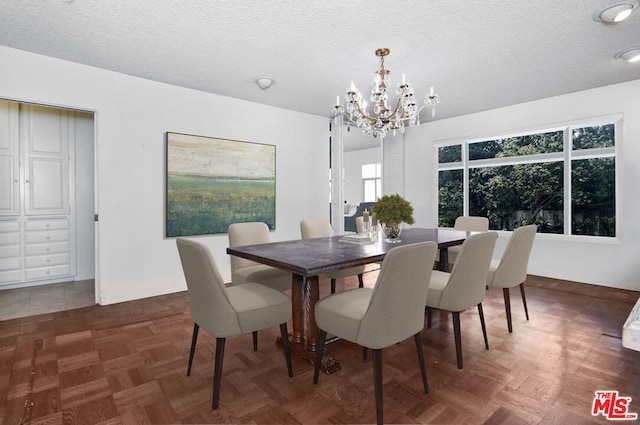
[333,48,441,138]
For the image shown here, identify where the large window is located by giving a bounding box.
[362,163,382,202]
[437,121,616,237]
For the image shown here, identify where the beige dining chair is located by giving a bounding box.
[176,238,293,409]
[426,231,497,369]
[446,215,489,269]
[228,222,291,292]
[313,241,438,425]
[300,219,365,294]
[487,224,537,332]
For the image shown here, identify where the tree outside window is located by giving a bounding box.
[437,123,616,237]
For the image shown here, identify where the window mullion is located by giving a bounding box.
[463,142,469,216]
[564,127,572,235]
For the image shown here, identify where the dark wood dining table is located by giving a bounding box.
[226,227,469,374]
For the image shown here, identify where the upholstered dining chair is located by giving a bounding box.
[176,238,293,409]
[228,222,291,292]
[313,241,438,425]
[426,231,497,369]
[300,219,365,294]
[486,224,537,332]
[447,215,490,269]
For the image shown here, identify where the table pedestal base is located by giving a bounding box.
[277,336,341,374]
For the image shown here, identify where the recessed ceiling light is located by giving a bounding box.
[593,1,639,22]
[616,48,640,63]
[255,78,274,89]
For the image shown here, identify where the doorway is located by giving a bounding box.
[0,99,96,318]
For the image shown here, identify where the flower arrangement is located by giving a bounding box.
[371,194,414,241]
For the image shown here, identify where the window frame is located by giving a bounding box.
[435,114,621,240]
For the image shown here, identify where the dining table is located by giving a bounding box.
[226,227,470,374]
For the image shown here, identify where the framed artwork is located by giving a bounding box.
[165,132,276,237]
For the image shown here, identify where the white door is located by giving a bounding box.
[22,105,70,216]
[0,101,20,216]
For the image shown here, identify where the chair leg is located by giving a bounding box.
[330,278,336,294]
[478,303,489,350]
[252,331,258,351]
[358,273,364,288]
[212,337,226,409]
[280,323,293,377]
[313,330,327,384]
[520,283,530,321]
[503,287,513,333]
[426,306,432,329]
[452,312,463,369]
[186,323,199,376]
[372,348,384,425]
[414,332,429,393]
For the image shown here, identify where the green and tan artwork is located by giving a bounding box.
[166,132,275,237]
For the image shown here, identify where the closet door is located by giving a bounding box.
[22,105,70,216]
[0,101,21,284]
[0,100,19,216]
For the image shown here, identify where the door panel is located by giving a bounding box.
[0,101,19,216]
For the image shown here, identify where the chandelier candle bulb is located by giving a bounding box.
[362,209,370,234]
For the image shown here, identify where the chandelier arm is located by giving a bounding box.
[352,101,380,124]
[388,97,404,120]
[399,105,427,123]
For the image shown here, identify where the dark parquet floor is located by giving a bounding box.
[1,272,639,425]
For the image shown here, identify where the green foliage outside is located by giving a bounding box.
[437,125,615,236]
[166,173,275,237]
[573,125,615,150]
[438,169,463,227]
[468,131,563,160]
[572,157,615,236]
[470,162,564,233]
[438,145,461,163]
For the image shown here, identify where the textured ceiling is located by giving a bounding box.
[1,0,639,126]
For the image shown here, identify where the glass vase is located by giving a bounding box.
[382,221,402,243]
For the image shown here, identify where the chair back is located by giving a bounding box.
[490,224,537,287]
[300,219,333,239]
[228,222,272,272]
[176,238,241,337]
[454,216,489,232]
[440,232,497,312]
[357,241,438,349]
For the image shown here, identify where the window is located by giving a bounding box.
[362,163,382,202]
[437,121,616,237]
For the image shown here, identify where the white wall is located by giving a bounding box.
[0,46,330,304]
[405,79,640,291]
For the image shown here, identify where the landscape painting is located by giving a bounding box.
[166,132,276,237]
